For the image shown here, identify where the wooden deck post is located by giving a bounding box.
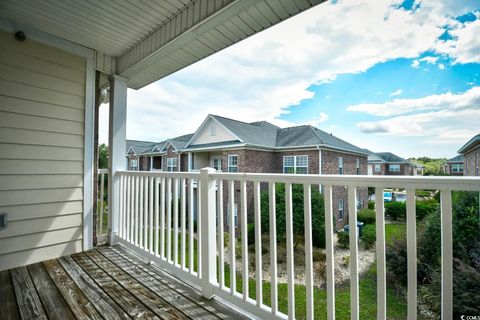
[108,75,127,245]
[200,167,217,299]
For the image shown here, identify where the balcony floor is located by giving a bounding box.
[0,245,248,320]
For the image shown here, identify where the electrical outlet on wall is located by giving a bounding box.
[0,213,6,230]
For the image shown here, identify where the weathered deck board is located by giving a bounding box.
[85,249,189,319]
[26,263,75,320]
[58,256,131,320]
[10,266,47,320]
[0,270,20,320]
[112,246,246,319]
[71,252,161,319]
[1,246,247,320]
[98,247,220,320]
[42,259,103,320]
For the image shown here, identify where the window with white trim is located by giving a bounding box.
[374,164,381,172]
[212,157,222,171]
[338,199,344,221]
[356,159,360,175]
[338,156,344,174]
[130,159,138,171]
[451,163,463,173]
[228,155,238,172]
[389,164,400,172]
[167,157,177,172]
[283,155,308,174]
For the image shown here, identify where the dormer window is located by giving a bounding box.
[210,126,216,136]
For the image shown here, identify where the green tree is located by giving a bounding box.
[260,184,326,248]
[98,143,108,169]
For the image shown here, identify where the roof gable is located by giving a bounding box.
[186,115,242,148]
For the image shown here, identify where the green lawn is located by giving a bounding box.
[133,227,408,319]
[385,223,406,245]
[222,261,407,319]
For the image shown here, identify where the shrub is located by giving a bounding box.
[361,224,376,249]
[337,231,349,249]
[341,255,350,267]
[247,223,255,245]
[368,201,375,210]
[314,261,326,280]
[415,190,432,198]
[386,238,408,286]
[416,200,438,221]
[261,184,325,248]
[312,249,326,262]
[385,201,406,220]
[357,208,375,225]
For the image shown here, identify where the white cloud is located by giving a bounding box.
[347,86,480,116]
[349,87,480,145]
[106,0,464,143]
[434,13,480,64]
[306,112,329,126]
[390,89,403,96]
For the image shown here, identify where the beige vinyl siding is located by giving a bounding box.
[0,30,86,271]
[191,118,237,145]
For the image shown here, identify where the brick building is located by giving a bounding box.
[444,155,464,176]
[366,151,422,176]
[126,114,369,230]
[458,133,480,176]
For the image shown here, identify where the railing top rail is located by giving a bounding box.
[209,172,480,191]
[115,169,480,191]
[116,170,200,179]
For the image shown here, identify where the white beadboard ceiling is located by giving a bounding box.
[0,0,324,89]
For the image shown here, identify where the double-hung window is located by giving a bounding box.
[452,163,463,173]
[356,159,360,175]
[338,157,344,174]
[130,159,138,171]
[228,155,238,172]
[283,155,308,174]
[167,157,177,172]
[389,164,400,173]
[374,164,381,172]
[212,157,222,171]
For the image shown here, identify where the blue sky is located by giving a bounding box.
[100,0,480,158]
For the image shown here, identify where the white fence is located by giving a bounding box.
[113,169,480,320]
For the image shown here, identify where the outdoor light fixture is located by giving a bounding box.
[14,31,26,41]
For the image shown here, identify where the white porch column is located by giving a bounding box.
[108,75,128,245]
[200,167,217,298]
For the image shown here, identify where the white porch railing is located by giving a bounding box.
[113,169,480,320]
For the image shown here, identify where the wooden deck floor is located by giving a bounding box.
[0,245,249,320]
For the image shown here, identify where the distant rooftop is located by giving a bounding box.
[126,114,368,156]
[458,133,480,154]
[447,155,464,163]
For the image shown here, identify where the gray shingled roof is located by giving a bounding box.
[127,115,367,155]
[447,155,464,163]
[374,152,409,163]
[458,133,480,154]
[126,140,157,155]
[168,133,194,151]
[211,115,278,147]
[209,115,367,154]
